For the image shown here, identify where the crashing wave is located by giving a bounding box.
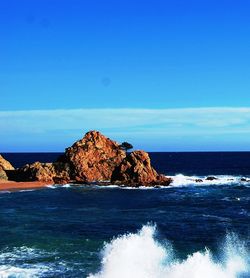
[88,225,249,278]
[168,174,250,187]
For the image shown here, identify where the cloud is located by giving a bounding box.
[1,107,250,151]
[1,107,250,132]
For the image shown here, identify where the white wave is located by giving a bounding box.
[0,191,11,194]
[0,265,46,278]
[62,184,71,188]
[169,174,248,187]
[0,246,59,278]
[46,185,57,189]
[88,225,249,278]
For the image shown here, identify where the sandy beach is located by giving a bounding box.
[0,180,52,192]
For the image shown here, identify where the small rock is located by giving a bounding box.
[0,155,14,180]
[0,169,8,180]
[241,178,250,182]
[195,179,203,183]
[0,155,14,171]
[16,162,71,184]
[205,176,218,181]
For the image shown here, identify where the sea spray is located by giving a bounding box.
[169,174,245,187]
[88,225,249,278]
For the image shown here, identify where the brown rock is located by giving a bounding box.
[63,131,126,182]
[0,155,14,171]
[16,162,71,184]
[111,150,172,187]
[0,169,8,180]
[0,155,14,181]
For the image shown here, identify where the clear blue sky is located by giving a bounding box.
[1,0,250,151]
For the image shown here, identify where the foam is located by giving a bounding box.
[0,246,59,278]
[46,185,57,189]
[45,174,250,190]
[88,225,249,278]
[169,174,248,187]
[62,184,71,188]
[0,265,44,278]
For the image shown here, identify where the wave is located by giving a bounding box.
[168,174,250,187]
[6,174,248,194]
[88,225,249,278]
[0,265,44,278]
[0,246,68,277]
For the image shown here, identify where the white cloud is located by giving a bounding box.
[1,107,250,151]
[1,107,250,132]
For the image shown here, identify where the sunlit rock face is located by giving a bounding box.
[0,155,14,180]
[16,162,72,184]
[111,150,172,187]
[64,131,126,182]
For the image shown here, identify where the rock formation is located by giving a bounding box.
[15,162,71,184]
[111,150,172,187]
[62,131,126,182]
[0,155,14,171]
[0,169,8,180]
[8,131,172,187]
[0,155,14,180]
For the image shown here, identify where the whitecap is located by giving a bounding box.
[46,185,57,189]
[88,225,249,278]
[0,246,67,277]
[62,184,71,188]
[0,265,43,278]
[168,174,247,187]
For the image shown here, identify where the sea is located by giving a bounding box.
[0,152,249,278]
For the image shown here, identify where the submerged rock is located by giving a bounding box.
[63,131,126,182]
[111,150,172,187]
[16,162,71,184]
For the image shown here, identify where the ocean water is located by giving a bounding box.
[0,152,249,278]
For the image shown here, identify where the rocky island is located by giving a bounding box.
[0,131,172,191]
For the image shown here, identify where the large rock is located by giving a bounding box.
[63,131,126,182]
[15,162,71,184]
[111,150,172,186]
[0,155,14,180]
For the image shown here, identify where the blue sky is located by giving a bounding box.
[1,0,250,151]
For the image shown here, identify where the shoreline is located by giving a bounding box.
[0,180,52,192]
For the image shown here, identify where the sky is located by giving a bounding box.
[1,0,250,151]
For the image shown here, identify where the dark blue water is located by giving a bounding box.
[0,153,249,277]
[3,152,250,176]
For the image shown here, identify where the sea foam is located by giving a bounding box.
[0,246,60,278]
[169,174,248,187]
[88,225,249,278]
